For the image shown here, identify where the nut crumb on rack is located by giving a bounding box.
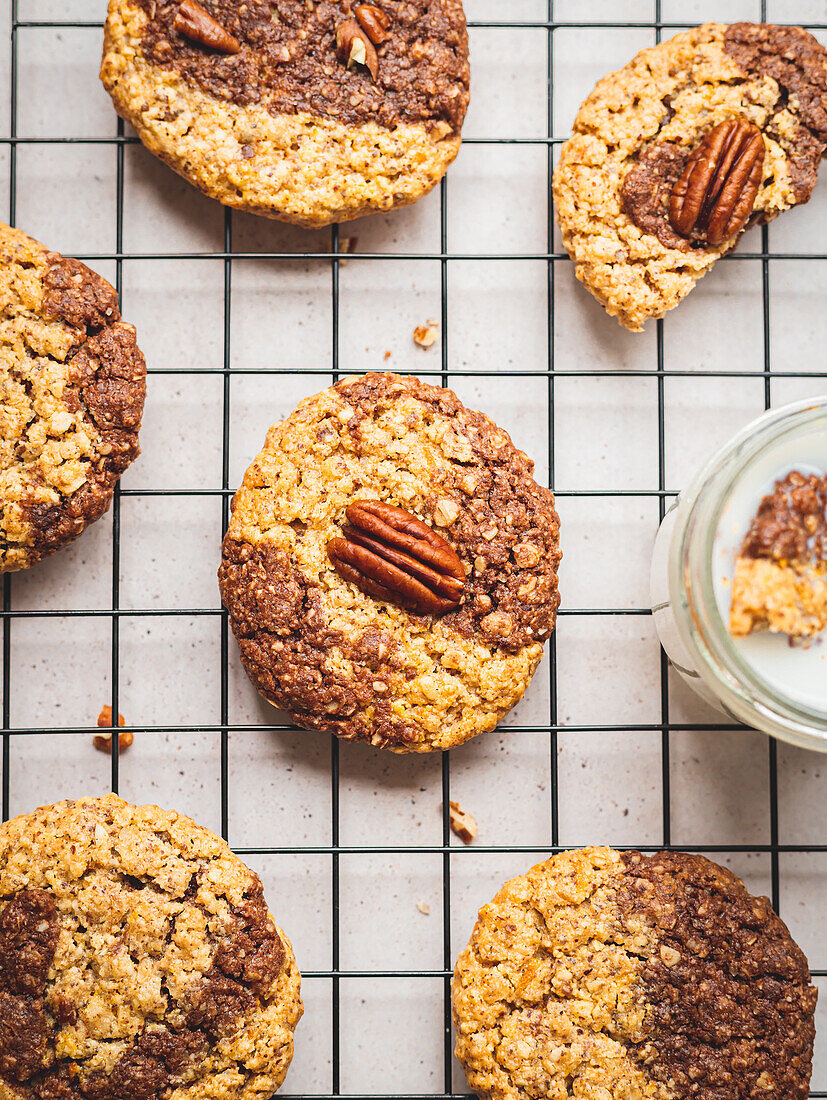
[417,900,431,915]
[94,705,134,753]
[338,236,358,265]
[413,321,439,348]
[449,800,477,843]
[97,704,123,727]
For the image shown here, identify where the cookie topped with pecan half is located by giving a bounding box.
[219,372,561,753]
[553,23,827,331]
[0,222,146,572]
[100,0,470,227]
[0,795,302,1098]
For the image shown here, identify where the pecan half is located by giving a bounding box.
[669,119,765,246]
[174,0,240,54]
[327,501,465,616]
[355,4,391,45]
[336,18,379,81]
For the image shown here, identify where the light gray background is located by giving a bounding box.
[1,1,825,1095]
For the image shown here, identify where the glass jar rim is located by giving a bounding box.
[670,396,827,742]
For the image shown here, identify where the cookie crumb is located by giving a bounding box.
[413,322,439,349]
[94,705,133,754]
[417,900,431,915]
[384,349,392,360]
[339,236,359,265]
[449,800,477,844]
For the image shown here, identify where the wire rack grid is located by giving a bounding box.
[3,0,827,1097]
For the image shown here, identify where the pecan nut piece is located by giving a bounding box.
[94,705,133,753]
[355,4,391,45]
[336,18,379,81]
[174,0,240,54]
[669,119,765,246]
[327,501,465,616]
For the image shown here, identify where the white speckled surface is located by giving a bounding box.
[1,1,826,1095]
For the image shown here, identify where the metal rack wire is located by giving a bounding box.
[3,2,827,1098]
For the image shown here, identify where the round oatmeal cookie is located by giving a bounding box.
[218,372,561,753]
[0,794,302,1100]
[100,0,470,227]
[453,846,817,1100]
[0,222,146,572]
[553,23,827,330]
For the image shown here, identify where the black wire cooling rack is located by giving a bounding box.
[3,2,827,1098]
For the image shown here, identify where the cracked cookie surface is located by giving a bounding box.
[0,223,146,572]
[0,794,302,1100]
[552,23,827,330]
[452,846,817,1100]
[218,372,561,753]
[100,0,470,227]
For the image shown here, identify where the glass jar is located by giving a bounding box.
[650,397,827,752]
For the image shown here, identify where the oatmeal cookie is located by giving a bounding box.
[0,222,146,572]
[553,23,827,330]
[100,0,470,227]
[218,372,561,753]
[730,470,827,637]
[453,846,817,1100]
[0,794,302,1099]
